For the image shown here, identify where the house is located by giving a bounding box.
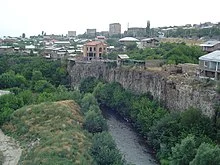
[119,37,139,43]
[140,38,159,48]
[199,50,220,80]
[54,41,70,47]
[83,41,107,60]
[200,40,220,52]
[25,45,36,50]
[117,54,129,66]
[0,46,13,54]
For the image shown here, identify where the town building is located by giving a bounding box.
[86,29,97,37]
[119,37,139,43]
[199,50,220,80]
[127,27,146,37]
[117,54,129,66]
[54,41,71,47]
[140,38,159,48]
[83,41,107,60]
[68,31,76,37]
[200,40,220,52]
[109,23,121,36]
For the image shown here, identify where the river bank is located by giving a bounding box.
[0,129,22,165]
[103,108,158,165]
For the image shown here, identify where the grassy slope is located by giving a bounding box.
[2,100,93,165]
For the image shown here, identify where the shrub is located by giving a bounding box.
[90,132,124,165]
[190,143,220,165]
[83,110,107,133]
[170,135,197,165]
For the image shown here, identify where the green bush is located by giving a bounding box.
[90,132,124,165]
[170,135,197,165]
[190,143,220,165]
[83,110,107,133]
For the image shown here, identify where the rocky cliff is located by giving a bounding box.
[67,60,219,117]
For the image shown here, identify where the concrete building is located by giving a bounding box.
[83,41,107,60]
[199,50,220,80]
[127,27,146,37]
[68,31,76,37]
[87,29,97,37]
[200,40,220,52]
[109,23,121,36]
[140,38,159,48]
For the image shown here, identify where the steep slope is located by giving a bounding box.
[2,100,93,165]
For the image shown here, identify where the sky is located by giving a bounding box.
[0,0,220,37]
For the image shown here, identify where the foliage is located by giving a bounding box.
[170,135,197,165]
[2,101,94,165]
[189,143,220,165]
[79,77,100,94]
[90,132,124,165]
[81,93,99,114]
[33,80,56,93]
[83,109,107,133]
[126,42,204,64]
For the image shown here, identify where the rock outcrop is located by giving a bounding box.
[68,61,219,117]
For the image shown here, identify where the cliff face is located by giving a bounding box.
[68,61,218,117]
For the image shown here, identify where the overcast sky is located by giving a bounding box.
[0,0,219,37]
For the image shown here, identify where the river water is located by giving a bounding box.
[103,109,158,165]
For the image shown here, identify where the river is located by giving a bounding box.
[103,109,158,165]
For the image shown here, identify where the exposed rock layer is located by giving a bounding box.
[68,61,218,117]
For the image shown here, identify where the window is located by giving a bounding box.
[99,47,102,52]
[90,47,92,51]
[87,47,88,51]
[94,47,96,51]
[204,61,209,67]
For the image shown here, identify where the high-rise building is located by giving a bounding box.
[109,23,121,36]
[68,31,76,37]
[86,29,97,37]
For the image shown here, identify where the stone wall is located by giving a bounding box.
[67,60,219,117]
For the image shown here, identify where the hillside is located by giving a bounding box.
[2,100,93,165]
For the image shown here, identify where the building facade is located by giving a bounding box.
[68,31,76,37]
[200,41,220,53]
[83,41,107,60]
[109,23,121,36]
[199,50,220,80]
[86,29,97,37]
[127,27,146,37]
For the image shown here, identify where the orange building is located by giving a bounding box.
[83,41,107,60]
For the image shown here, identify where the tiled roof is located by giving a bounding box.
[84,41,105,46]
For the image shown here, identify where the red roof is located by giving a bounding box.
[85,41,105,46]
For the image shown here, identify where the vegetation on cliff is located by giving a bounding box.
[80,77,220,165]
[2,100,93,165]
[106,42,204,65]
[0,55,124,165]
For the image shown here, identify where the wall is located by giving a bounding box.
[67,61,219,117]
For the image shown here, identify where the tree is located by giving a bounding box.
[32,70,44,82]
[83,110,107,133]
[22,33,26,38]
[90,132,124,165]
[190,143,220,165]
[33,80,56,93]
[81,93,99,113]
[170,135,197,165]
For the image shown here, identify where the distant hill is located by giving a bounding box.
[2,100,93,165]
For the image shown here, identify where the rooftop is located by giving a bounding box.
[200,40,220,47]
[119,37,139,42]
[84,41,105,46]
[118,54,129,59]
[199,50,220,62]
